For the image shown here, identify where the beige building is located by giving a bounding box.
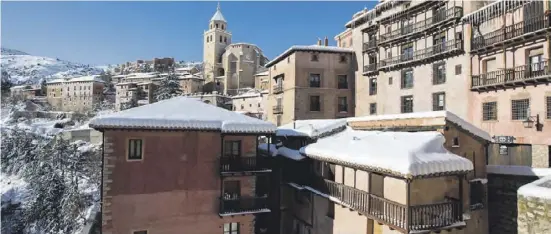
[265,41,356,126]
[203,3,268,95]
[260,111,491,234]
[178,74,204,94]
[115,57,175,74]
[232,89,269,120]
[115,82,158,111]
[46,75,105,112]
[10,85,42,100]
[254,70,269,90]
[463,0,551,167]
[334,28,353,48]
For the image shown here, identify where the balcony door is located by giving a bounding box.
[224,141,241,170]
[223,180,241,200]
[529,54,544,77]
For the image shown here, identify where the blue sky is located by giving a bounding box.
[1,1,376,66]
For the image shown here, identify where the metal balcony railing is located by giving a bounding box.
[379,7,463,44]
[472,15,550,51]
[273,85,283,94]
[471,60,551,89]
[219,196,269,215]
[220,157,270,173]
[363,63,378,74]
[273,105,283,114]
[363,40,377,52]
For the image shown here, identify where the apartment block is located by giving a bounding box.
[46,75,105,112]
[348,0,479,120]
[259,111,491,234]
[90,97,278,234]
[232,89,269,120]
[115,82,158,111]
[265,40,356,126]
[9,85,42,100]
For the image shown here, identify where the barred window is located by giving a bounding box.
[432,92,445,111]
[338,97,348,112]
[482,102,497,121]
[369,78,377,95]
[401,95,413,113]
[310,96,321,111]
[547,96,551,119]
[511,99,530,120]
[433,62,446,85]
[369,103,377,115]
[401,69,413,89]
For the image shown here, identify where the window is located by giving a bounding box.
[455,65,462,75]
[309,74,321,87]
[339,55,347,63]
[401,95,413,113]
[311,54,319,62]
[327,200,335,218]
[388,77,393,85]
[222,24,225,30]
[338,97,348,112]
[499,145,509,155]
[547,96,551,119]
[224,141,241,157]
[369,78,377,95]
[216,23,219,28]
[401,69,413,89]
[452,137,460,147]
[432,92,445,111]
[337,75,348,89]
[220,36,222,43]
[224,37,227,43]
[276,115,282,126]
[342,42,347,48]
[223,222,240,234]
[369,103,377,115]
[469,180,485,210]
[310,96,321,111]
[223,180,240,199]
[433,62,446,85]
[482,102,497,121]
[127,139,143,160]
[401,42,414,60]
[511,99,530,120]
[133,231,147,234]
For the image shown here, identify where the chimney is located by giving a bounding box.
[324,36,329,46]
[317,38,322,46]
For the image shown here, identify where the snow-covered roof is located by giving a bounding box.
[232,89,265,99]
[265,45,354,68]
[258,143,305,161]
[125,72,159,79]
[300,127,474,178]
[348,111,493,142]
[90,96,276,134]
[277,119,347,138]
[344,8,376,28]
[46,75,105,84]
[518,175,551,200]
[210,3,226,22]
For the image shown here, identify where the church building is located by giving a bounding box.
[203,3,269,95]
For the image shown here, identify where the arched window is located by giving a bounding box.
[220,36,222,43]
[222,24,225,30]
[218,68,225,76]
[224,37,227,43]
[216,24,219,28]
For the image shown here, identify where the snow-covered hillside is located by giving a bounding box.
[1,47,105,85]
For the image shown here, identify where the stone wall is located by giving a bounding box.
[517,194,551,234]
[487,174,540,234]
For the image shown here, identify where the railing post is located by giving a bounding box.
[406,180,411,232]
[458,175,464,221]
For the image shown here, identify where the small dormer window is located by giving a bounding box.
[311,54,319,62]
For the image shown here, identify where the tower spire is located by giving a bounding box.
[217,2,221,11]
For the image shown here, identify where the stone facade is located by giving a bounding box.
[518,194,551,234]
[46,75,105,112]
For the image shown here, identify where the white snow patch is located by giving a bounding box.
[486,165,551,177]
[470,178,488,184]
[518,175,551,200]
[347,111,493,142]
[277,119,347,138]
[258,143,305,161]
[90,96,276,133]
[300,127,473,177]
[0,174,29,205]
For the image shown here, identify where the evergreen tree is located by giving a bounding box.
[1,70,13,97]
[154,73,182,101]
[120,98,138,110]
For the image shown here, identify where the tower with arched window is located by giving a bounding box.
[203,2,232,88]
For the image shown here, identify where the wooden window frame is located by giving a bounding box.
[223,222,240,234]
[127,138,144,161]
[224,140,241,158]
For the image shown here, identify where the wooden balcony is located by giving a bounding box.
[471,60,551,92]
[363,40,377,52]
[273,85,283,94]
[379,39,463,71]
[299,178,463,233]
[273,105,283,114]
[379,7,463,46]
[471,15,551,54]
[363,63,379,76]
[219,196,270,216]
[220,157,271,176]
